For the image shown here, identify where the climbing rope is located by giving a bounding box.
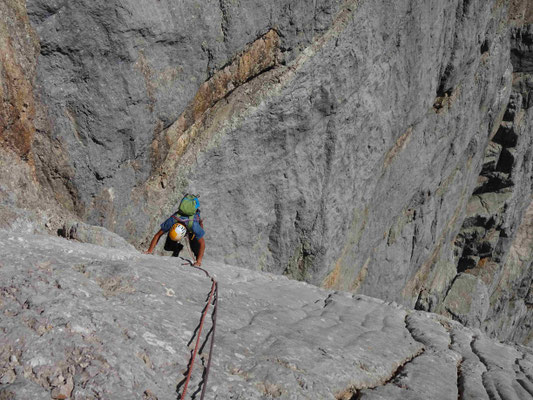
[178,240,219,400]
[199,281,217,400]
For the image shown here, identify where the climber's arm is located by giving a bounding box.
[193,237,205,266]
[145,229,164,254]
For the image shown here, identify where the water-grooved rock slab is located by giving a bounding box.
[0,231,531,399]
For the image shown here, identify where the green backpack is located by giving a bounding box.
[177,194,200,217]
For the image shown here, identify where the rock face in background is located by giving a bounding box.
[2,231,533,399]
[24,0,345,230]
[483,200,533,345]
[0,0,74,234]
[434,23,533,342]
[0,0,38,158]
[1,0,532,345]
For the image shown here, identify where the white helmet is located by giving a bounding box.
[169,223,187,241]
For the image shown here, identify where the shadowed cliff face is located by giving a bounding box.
[2,0,532,344]
[0,0,39,158]
[0,0,39,222]
[0,0,76,232]
[0,0,39,159]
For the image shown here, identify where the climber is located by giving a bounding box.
[145,194,205,266]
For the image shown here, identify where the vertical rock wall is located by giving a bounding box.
[0,0,38,157]
[411,22,533,341]
[24,0,345,233]
[174,0,512,302]
[476,24,533,345]
[0,0,71,232]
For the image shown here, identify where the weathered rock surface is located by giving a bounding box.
[1,231,533,399]
[1,0,532,346]
[23,0,513,269]
[425,22,533,339]
[0,0,79,236]
[58,220,136,251]
[24,0,344,227]
[482,199,533,346]
[0,0,39,157]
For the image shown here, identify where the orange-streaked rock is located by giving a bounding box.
[0,0,39,158]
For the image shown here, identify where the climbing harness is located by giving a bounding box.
[178,241,218,400]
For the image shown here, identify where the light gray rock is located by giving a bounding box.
[1,231,532,399]
[59,220,136,251]
[25,0,344,224]
[442,273,490,326]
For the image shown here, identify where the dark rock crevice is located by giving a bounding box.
[341,346,426,400]
[374,315,427,387]
[441,24,533,333]
[515,353,533,396]
[218,0,229,45]
[457,355,465,400]
[453,91,522,275]
[469,336,494,400]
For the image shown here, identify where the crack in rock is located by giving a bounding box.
[470,335,499,400]
[336,313,427,399]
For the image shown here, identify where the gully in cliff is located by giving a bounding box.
[145,194,206,266]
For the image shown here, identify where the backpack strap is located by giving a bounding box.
[186,216,194,230]
[172,214,195,231]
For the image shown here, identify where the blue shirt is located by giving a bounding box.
[160,212,205,239]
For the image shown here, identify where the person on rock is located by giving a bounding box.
[145,194,205,266]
